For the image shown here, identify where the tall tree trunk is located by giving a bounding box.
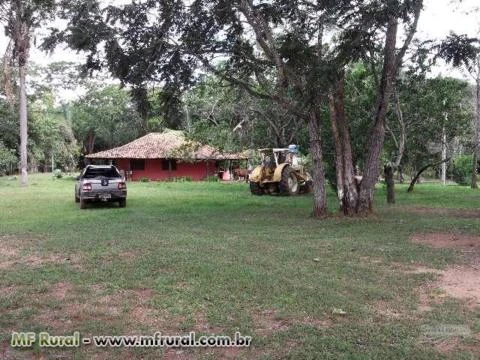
[385,88,405,192]
[384,164,395,203]
[472,152,478,189]
[19,62,28,186]
[85,129,96,155]
[13,1,30,186]
[472,77,479,189]
[441,126,447,185]
[357,17,399,214]
[392,88,406,169]
[308,108,327,218]
[398,166,404,183]
[357,0,422,212]
[329,94,345,208]
[329,74,359,215]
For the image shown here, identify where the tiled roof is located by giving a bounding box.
[86,131,248,160]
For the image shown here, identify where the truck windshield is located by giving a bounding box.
[83,168,121,179]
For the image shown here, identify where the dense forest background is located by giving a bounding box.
[0,60,475,186]
[1,0,479,216]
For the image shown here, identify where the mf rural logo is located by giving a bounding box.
[11,332,81,347]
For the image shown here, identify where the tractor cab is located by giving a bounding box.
[258,145,300,168]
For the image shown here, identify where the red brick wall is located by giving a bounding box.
[116,158,217,181]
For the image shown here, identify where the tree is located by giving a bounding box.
[397,76,473,177]
[327,0,423,214]
[1,0,56,185]
[0,99,18,151]
[50,0,331,216]
[71,85,144,156]
[438,33,480,189]
[29,88,79,172]
[0,142,17,175]
[184,73,307,152]
[326,64,473,200]
[51,0,424,217]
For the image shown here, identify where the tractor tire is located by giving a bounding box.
[303,180,314,194]
[250,182,264,195]
[279,166,299,195]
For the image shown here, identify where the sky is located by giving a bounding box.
[0,0,479,99]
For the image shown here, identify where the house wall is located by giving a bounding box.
[116,158,217,181]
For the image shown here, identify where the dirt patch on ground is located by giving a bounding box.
[403,265,444,275]
[1,246,18,257]
[25,284,170,335]
[0,285,20,297]
[410,232,480,310]
[163,348,196,360]
[96,251,140,267]
[0,252,82,270]
[411,232,480,251]
[253,309,291,335]
[159,312,246,360]
[50,282,75,301]
[299,315,333,328]
[440,265,480,309]
[417,281,449,313]
[374,300,405,319]
[162,347,244,360]
[401,207,480,219]
[406,232,480,357]
[29,283,122,333]
[134,288,154,300]
[0,235,83,271]
[193,311,224,334]
[253,309,331,336]
[419,331,480,356]
[431,338,460,353]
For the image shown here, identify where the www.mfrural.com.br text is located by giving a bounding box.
[11,331,252,348]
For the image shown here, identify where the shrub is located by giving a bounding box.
[139,176,150,182]
[52,169,63,179]
[451,155,475,185]
[0,142,17,175]
[205,176,219,182]
[169,176,193,182]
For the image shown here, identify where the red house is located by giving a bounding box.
[85,131,247,181]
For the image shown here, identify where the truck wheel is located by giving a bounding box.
[249,182,264,195]
[80,198,87,209]
[75,193,80,203]
[119,199,126,208]
[280,166,299,195]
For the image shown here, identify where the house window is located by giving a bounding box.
[162,159,177,171]
[130,159,145,171]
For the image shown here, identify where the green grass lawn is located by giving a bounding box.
[1,174,479,359]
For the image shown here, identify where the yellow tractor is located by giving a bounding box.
[249,146,312,195]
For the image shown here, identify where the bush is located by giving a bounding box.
[0,142,17,175]
[205,176,219,182]
[451,155,474,185]
[169,176,193,182]
[139,176,150,182]
[52,169,63,179]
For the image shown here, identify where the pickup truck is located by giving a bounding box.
[75,165,127,209]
